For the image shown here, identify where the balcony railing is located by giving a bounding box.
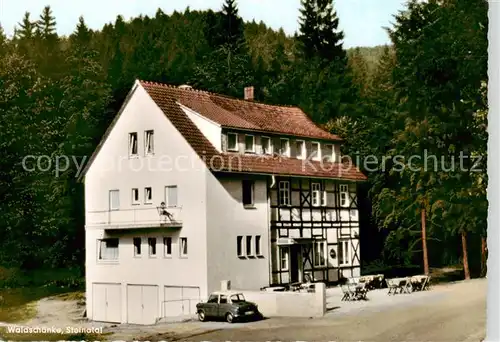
[86,206,182,229]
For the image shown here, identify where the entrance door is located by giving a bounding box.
[290,245,301,283]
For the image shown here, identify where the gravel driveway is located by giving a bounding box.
[165,278,486,342]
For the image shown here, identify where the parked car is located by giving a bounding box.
[196,291,262,323]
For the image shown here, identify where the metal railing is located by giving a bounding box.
[86,206,182,229]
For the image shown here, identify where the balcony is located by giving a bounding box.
[86,206,183,230]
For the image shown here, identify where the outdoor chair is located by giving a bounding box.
[349,284,358,299]
[400,277,413,294]
[420,275,431,291]
[341,284,355,301]
[386,278,399,295]
[354,282,368,300]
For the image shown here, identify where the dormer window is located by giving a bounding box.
[311,142,321,161]
[261,136,272,155]
[296,140,306,159]
[245,135,255,153]
[227,133,238,151]
[324,144,334,162]
[280,138,290,157]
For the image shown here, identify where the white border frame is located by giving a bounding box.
[487,2,499,340]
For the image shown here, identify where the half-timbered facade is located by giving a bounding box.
[82,80,366,324]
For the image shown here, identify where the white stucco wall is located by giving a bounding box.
[179,104,222,152]
[205,174,270,293]
[84,82,210,323]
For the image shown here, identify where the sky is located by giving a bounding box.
[0,0,407,48]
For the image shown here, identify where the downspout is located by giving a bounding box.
[270,175,276,188]
[267,174,276,288]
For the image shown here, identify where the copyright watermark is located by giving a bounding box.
[19,149,485,178]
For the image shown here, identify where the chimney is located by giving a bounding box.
[244,86,254,101]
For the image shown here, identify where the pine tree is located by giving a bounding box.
[348,47,371,97]
[297,0,346,65]
[193,0,253,97]
[36,6,57,41]
[70,16,92,48]
[0,24,7,55]
[209,0,245,50]
[294,0,355,123]
[16,12,36,40]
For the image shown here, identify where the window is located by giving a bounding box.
[207,295,218,303]
[165,186,178,207]
[131,188,139,205]
[296,140,305,159]
[145,130,154,155]
[245,135,255,153]
[255,235,262,256]
[311,142,321,161]
[314,240,327,267]
[227,133,238,151]
[144,187,152,204]
[311,183,321,207]
[164,237,172,257]
[148,237,157,257]
[246,236,253,256]
[230,294,245,303]
[339,184,349,207]
[237,236,243,257]
[280,247,289,271]
[133,237,141,256]
[220,295,228,304]
[280,138,290,157]
[261,136,272,154]
[278,181,290,206]
[180,237,188,257]
[129,132,138,156]
[98,238,119,261]
[324,144,334,162]
[338,240,350,265]
[109,190,120,210]
[242,180,254,207]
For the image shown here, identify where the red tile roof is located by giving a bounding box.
[141,81,342,141]
[141,81,366,182]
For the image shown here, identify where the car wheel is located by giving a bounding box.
[198,310,206,322]
[226,312,234,323]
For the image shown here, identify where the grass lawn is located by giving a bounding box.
[0,286,73,323]
[0,267,107,340]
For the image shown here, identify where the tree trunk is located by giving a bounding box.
[421,208,429,275]
[480,236,487,277]
[461,230,470,280]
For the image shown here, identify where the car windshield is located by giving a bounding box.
[230,294,245,303]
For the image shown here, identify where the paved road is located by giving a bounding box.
[179,279,486,342]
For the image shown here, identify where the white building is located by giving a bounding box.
[81,80,367,325]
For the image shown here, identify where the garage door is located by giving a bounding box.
[163,286,200,317]
[126,285,159,325]
[92,283,121,323]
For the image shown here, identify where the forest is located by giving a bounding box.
[0,0,488,281]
